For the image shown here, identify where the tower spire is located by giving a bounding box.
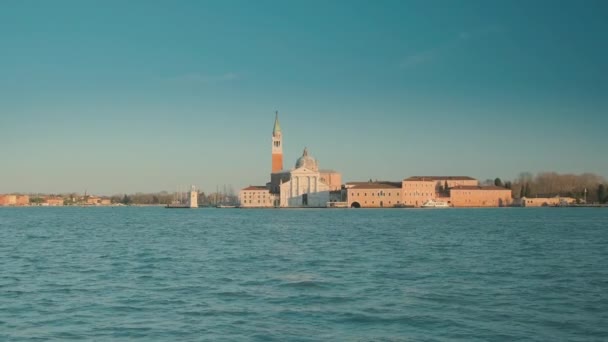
[273,110,281,136]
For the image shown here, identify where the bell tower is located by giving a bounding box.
[271,111,283,173]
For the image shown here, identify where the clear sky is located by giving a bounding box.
[1,0,607,195]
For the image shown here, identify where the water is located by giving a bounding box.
[1,207,607,341]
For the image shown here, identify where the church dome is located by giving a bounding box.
[295,148,318,171]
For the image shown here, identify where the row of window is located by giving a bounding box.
[243,200,272,204]
[362,200,400,205]
[353,192,398,197]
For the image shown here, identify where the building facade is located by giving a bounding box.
[239,186,277,208]
[45,198,64,206]
[450,186,512,207]
[346,177,512,208]
[346,182,403,208]
[401,176,479,207]
[519,196,576,207]
[0,195,29,206]
[401,179,438,207]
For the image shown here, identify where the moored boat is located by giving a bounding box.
[421,199,450,208]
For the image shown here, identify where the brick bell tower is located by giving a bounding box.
[271,111,283,173]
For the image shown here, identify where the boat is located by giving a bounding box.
[216,204,237,208]
[421,199,450,208]
[165,202,190,209]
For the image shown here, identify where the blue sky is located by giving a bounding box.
[1,0,607,194]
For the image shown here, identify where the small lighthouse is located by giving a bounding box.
[189,185,198,208]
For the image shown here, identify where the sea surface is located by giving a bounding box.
[1,207,607,341]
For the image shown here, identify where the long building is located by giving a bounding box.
[0,195,30,206]
[450,186,512,207]
[345,182,402,208]
[346,178,512,208]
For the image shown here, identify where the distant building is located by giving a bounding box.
[239,112,342,208]
[401,176,479,207]
[404,176,479,189]
[86,196,101,205]
[0,195,29,206]
[345,177,512,208]
[45,197,64,206]
[346,182,402,208]
[519,196,576,207]
[450,186,512,207]
[0,195,15,206]
[240,186,277,208]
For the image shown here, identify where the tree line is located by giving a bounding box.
[109,191,239,206]
[488,172,607,203]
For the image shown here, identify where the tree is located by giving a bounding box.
[444,180,449,193]
[520,184,525,198]
[599,184,606,204]
[121,194,131,205]
[524,183,531,197]
[504,181,512,189]
[494,178,503,187]
[483,179,494,186]
[30,197,44,204]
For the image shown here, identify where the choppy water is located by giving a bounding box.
[1,207,607,341]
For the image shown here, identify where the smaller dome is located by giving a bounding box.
[295,147,318,171]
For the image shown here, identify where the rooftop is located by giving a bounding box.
[404,176,477,181]
[242,186,268,191]
[347,181,402,189]
[451,185,510,191]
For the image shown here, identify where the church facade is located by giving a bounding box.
[239,112,341,208]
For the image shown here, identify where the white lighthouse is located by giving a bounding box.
[189,185,198,208]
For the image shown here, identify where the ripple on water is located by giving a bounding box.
[0,207,607,340]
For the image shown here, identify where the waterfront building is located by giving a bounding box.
[239,186,278,208]
[86,196,101,205]
[346,177,512,208]
[346,181,402,208]
[449,186,512,207]
[401,178,438,207]
[45,197,64,206]
[401,176,479,207]
[239,112,342,208]
[518,196,576,207]
[404,176,478,189]
[277,148,331,207]
[0,195,29,206]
